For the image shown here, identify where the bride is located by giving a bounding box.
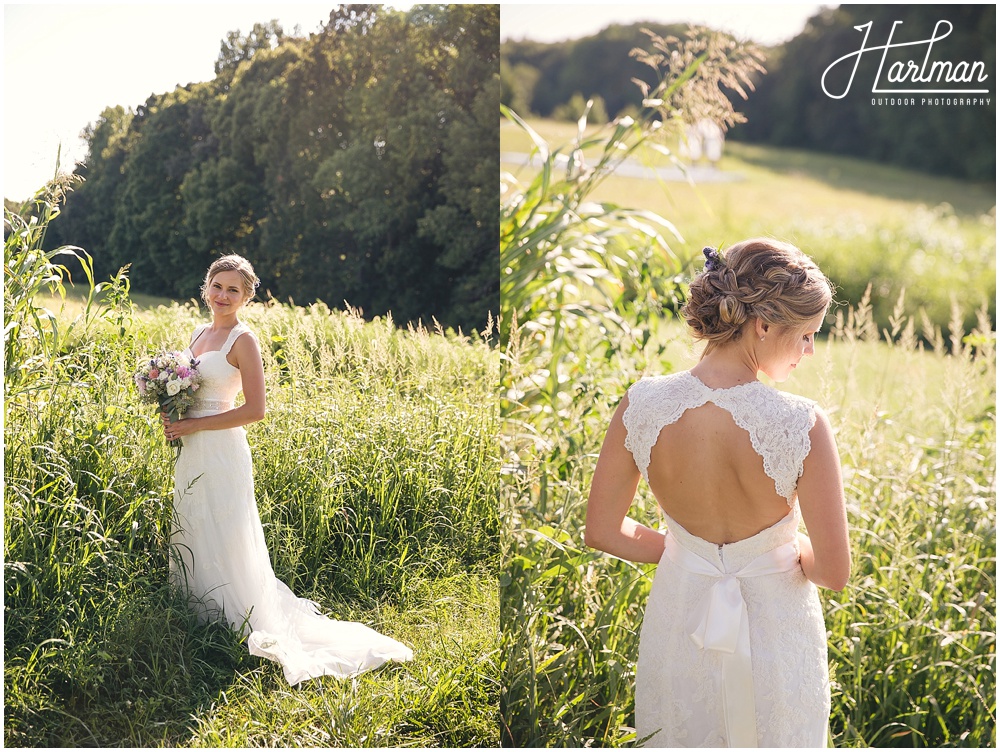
[161,254,413,685]
[585,239,850,746]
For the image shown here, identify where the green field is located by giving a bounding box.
[500,117,995,747]
[502,117,996,334]
[6,113,996,747]
[5,228,500,745]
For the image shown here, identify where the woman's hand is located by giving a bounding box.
[157,332,266,438]
[796,531,815,574]
[161,411,199,441]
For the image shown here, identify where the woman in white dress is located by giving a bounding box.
[161,254,413,686]
[585,239,850,747]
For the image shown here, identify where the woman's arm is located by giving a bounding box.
[795,407,850,590]
[584,394,667,564]
[162,332,267,438]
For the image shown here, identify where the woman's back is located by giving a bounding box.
[648,402,793,543]
[618,370,833,746]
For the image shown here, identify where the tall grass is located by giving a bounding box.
[4,184,500,746]
[501,28,765,415]
[500,295,995,747]
[498,38,994,745]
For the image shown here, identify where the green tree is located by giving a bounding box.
[501,59,540,115]
[106,84,220,296]
[501,23,685,118]
[734,4,996,179]
[49,4,498,332]
[45,106,133,282]
[417,5,500,329]
[215,20,286,80]
[313,4,498,329]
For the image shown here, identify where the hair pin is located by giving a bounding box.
[703,246,723,272]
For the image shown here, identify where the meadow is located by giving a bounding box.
[500,116,996,747]
[502,117,996,336]
[4,190,500,746]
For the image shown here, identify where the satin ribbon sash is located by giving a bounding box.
[662,533,800,748]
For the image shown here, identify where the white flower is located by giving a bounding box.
[166,381,181,396]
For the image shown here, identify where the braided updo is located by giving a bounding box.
[683,238,833,350]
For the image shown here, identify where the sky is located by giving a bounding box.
[501,3,826,46]
[3,3,412,201]
[3,2,825,201]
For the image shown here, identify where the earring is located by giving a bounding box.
[760,336,765,341]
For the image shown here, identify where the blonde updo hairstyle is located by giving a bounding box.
[200,254,260,307]
[683,238,833,354]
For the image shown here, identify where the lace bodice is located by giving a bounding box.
[622,371,817,503]
[186,323,256,414]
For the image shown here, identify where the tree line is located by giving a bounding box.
[46,4,498,333]
[501,4,995,180]
[501,22,679,123]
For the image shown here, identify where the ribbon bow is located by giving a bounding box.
[662,533,800,747]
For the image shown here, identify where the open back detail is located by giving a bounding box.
[622,371,817,503]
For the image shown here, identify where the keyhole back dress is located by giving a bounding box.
[622,371,830,747]
[170,322,413,685]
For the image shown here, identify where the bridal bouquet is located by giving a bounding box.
[134,350,202,451]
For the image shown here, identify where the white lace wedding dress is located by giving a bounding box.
[169,322,413,685]
[623,371,830,747]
